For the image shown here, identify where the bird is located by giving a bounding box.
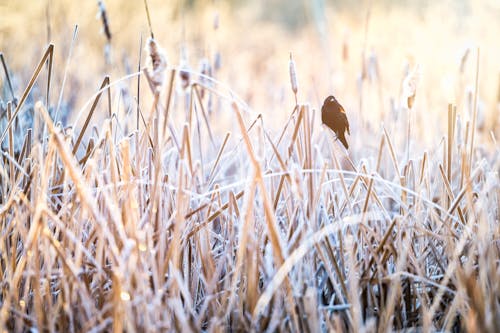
[321,95,350,149]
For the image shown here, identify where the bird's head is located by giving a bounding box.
[323,95,337,106]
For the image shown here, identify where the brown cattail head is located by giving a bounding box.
[289,52,298,97]
[402,64,420,109]
[199,58,212,99]
[179,63,190,90]
[179,47,190,90]
[145,37,167,89]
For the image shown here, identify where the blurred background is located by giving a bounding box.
[0,0,499,149]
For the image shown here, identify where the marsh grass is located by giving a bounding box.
[1,3,500,333]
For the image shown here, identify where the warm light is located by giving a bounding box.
[120,291,130,301]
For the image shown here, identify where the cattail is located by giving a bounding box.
[214,51,221,71]
[145,37,167,89]
[402,57,411,78]
[179,47,190,89]
[456,113,463,148]
[402,64,420,109]
[0,101,5,151]
[464,84,484,130]
[291,163,304,201]
[367,48,379,83]
[477,99,485,132]
[289,52,298,102]
[179,63,190,90]
[342,31,349,62]
[360,54,367,81]
[496,72,500,104]
[466,86,474,118]
[199,58,212,98]
[390,97,398,120]
[459,46,470,74]
[200,58,212,78]
[213,12,219,30]
[97,1,112,64]
[97,1,112,42]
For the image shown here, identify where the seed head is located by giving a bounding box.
[402,64,420,109]
[179,64,190,90]
[145,37,167,89]
[289,52,298,96]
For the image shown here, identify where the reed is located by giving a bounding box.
[0,2,499,332]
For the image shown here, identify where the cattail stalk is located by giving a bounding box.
[143,0,154,38]
[97,1,111,42]
[289,52,298,105]
[97,1,112,65]
[468,48,480,174]
[402,64,420,161]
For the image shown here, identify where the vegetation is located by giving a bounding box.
[0,0,499,331]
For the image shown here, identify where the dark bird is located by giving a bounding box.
[321,95,350,149]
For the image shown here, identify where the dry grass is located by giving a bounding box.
[1,1,499,332]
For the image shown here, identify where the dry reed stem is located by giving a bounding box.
[468,48,480,175]
[34,102,122,263]
[72,76,111,155]
[253,218,361,320]
[7,103,14,189]
[97,1,112,42]
[193,84,216,147]
[289,52,298,105]
[0,53,17,104]
[383,126,402,180]
[232,102,286,265]
[1,14,499,330]
[207,131,230,183]
[232,101,304,330]
[0,44,54,145]
[225,173,256,316]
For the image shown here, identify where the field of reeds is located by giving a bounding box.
[0,0,499,331]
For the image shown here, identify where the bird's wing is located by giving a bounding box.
[339,111,350,135]
[321,103,327,123]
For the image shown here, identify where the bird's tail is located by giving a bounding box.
[338,133,349,149]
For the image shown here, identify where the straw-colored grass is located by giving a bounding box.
[1,1,499,332]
